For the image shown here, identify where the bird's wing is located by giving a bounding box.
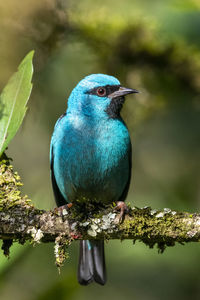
[50,145,67,207]
[118,142,132,202]
[50,114,68,207]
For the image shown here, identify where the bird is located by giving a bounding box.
[50,73,138,285]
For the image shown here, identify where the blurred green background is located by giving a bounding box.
[0,0,200,299]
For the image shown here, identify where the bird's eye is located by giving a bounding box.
[96,87,106,97]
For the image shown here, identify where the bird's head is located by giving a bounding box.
[67,74,138,119]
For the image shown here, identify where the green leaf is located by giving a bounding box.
[0,50,34,156]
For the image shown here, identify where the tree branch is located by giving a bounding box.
[1,157,200,267]
[1,203,200,246]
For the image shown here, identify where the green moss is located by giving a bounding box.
[114,207,200,253]
[0,156,32,211]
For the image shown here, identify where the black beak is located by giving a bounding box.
[109,86,139,99]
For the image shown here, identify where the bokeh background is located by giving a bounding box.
[0,0,200,299]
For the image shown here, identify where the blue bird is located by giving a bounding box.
[50,74,138,285]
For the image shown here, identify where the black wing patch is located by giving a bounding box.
[50,146,67,207]
[118,141,132,203]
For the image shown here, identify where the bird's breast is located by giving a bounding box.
[53,116,131,203]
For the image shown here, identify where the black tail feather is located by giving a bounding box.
[78,240,106,285]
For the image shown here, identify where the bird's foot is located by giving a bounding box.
[54,203,73,217]
[114,201,129,223]
[54,204,82,239]
[70,232,82,240]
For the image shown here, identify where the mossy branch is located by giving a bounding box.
[1,201,200,247]
[1,157,200,266]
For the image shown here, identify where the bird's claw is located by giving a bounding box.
[54,203,73,217]
[70,232,82,240]
[54,204,82,239]
[114,201,129,223]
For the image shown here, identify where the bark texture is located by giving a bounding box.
[1,157,200,266]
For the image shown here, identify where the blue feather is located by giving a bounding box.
[87,240,92,251]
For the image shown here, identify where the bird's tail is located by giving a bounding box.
[78,240,106,285]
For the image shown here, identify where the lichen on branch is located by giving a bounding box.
[1,156,200,267]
